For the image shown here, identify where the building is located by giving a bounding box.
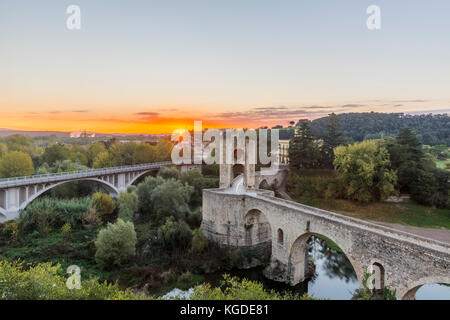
[278,139,290,164]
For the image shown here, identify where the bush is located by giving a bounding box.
[186,207,202,228]
[3,219,21,241]
[92,192,116,216]
[157,217,192,252]
[191,228,209,255]
[157,166,179,180]
[190,274,314,300]
[95,219,137,270]
[20,198,91,232]
[118,191,138,221]
[0,260,146,300]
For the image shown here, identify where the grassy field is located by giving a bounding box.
[293,196,450,229]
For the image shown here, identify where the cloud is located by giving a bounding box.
[72,110,89,113]
[135,112,160,117]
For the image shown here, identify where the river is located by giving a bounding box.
[163,236,450,300]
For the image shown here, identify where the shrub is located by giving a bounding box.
[191,228,209,255]
[178,271,194,283]
[3,219,21,241]
[83,208,102,227]
[190,274,314,300]
[157,217,192,252]
[0,260,146,300]
[95,219,137,269]
[186,207,202,228]
[118,191,138,222]
[61,223,72,239]
[157,166,179,180]
[92,192,116,216]
[20,197,91,232]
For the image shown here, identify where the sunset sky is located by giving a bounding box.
[1,0,449,134]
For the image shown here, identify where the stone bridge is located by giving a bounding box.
[0,161,199,222]
[202,160,450,300]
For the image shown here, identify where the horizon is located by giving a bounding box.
[1,1,450,133]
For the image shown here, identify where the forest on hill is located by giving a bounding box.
[278,112,449,146]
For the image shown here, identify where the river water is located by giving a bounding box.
[163,236,450,300]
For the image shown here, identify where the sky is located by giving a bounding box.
[1,0,449,134]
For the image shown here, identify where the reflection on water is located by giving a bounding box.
[202,236,359,300]
[415,284,450,300]
[305,236,359,299]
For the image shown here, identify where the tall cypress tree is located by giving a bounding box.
[322,113,344,167]
[289,120,321,169]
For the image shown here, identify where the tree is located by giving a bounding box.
[157,217,192,251]
[289,120,321,169]
[154,139,173,161]
[94,219,137,269]
[118,191,138,221]
[0,151,34,178]
[109,142,137,166]
[92,192,116,216]
[87,142,107,166]
[0,142,8,158]
[5,134,34,154]
[69,151,89,166]
[181,168,205,206]
[157,166,179,180]
[334,140,397,203]
[136,176,166,215]
[132,143,155,164]
[322,113,344,167]
[151,179,193,221]
[42,143,69,166]
[92,151,114,169]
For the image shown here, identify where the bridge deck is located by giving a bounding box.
[0,161,172,188]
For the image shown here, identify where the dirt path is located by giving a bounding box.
[373,222,450,244]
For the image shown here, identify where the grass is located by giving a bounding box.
[435,159,450,170]
[293,196,450,229]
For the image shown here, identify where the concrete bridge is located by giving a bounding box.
[202,159,450,300]
[0,161,199,222]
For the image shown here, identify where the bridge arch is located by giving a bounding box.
[258,179,269,189]
[127,170,154,186]
[19,178,119,211]
[400,276,450,300]
[243,209,272,247]
[288,232,362,286]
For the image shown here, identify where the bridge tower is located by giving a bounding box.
[219,131,255,190]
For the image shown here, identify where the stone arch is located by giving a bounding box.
[19,178,119,211]
[288,232,361,286]
[244,209,272,247]
[232,164,245,179]
[258,179,269,189]
[400,276,450,300]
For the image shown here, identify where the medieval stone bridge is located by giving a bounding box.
[202,162,450,300]
[0,161,199,222]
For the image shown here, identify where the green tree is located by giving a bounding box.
[118,191,138,221]
[110,142,137,166]
[92,151,114,169]
[92,192,116,216]
[133,143,155,164]
[181,168,205,206]
[157,217,192,251]
[157,166,179,180]
[94,219,137,269]
[42,143,69,166]
[322,113,344,167]
[0,142,8,158]
[69,151,89,166]
[136,176,166,215]
[5,134,34,154]
[154,139,173,161]
[289,120,321,169]
[151,179,193,221]
[334,140,397,203]
[0,151,34,178]
[87,142,107,166]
